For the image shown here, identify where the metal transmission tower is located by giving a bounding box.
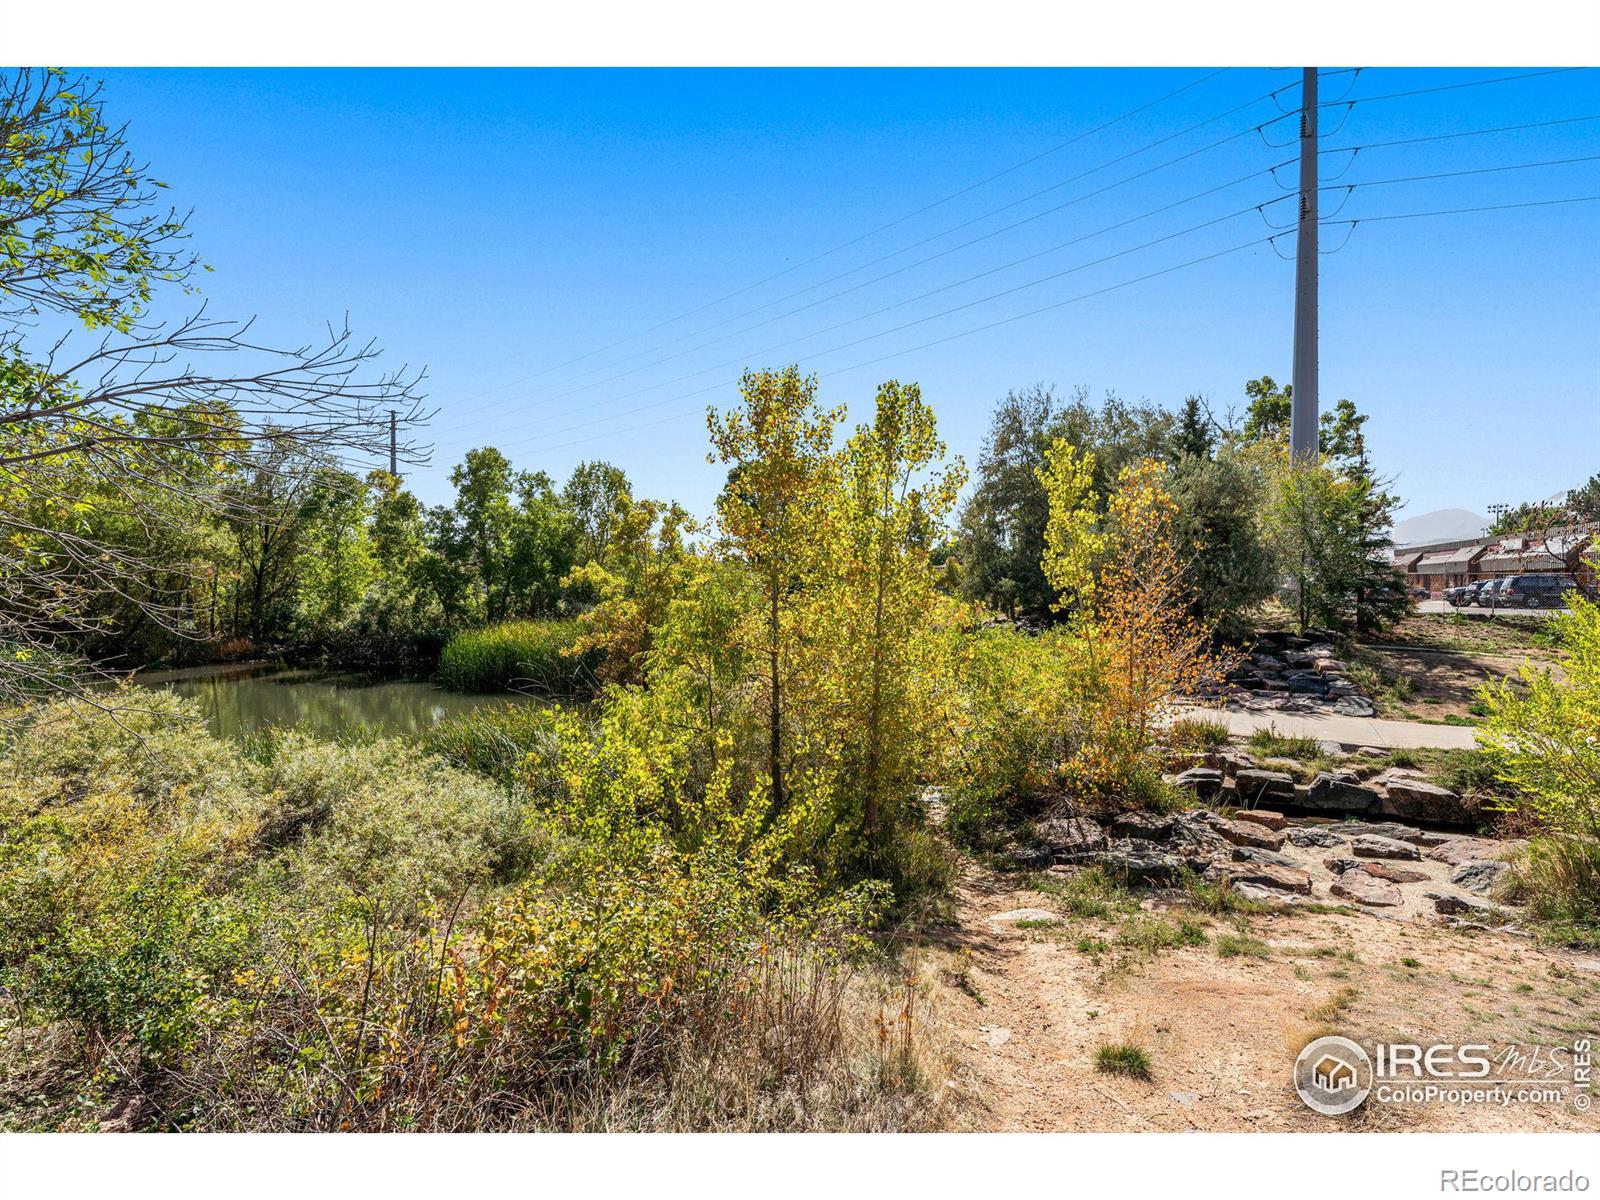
[1291,67,1320,464]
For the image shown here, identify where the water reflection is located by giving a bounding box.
[130,661,533,741]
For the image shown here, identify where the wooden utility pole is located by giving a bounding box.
[1291,66,1319,464]
[388,409,398,477]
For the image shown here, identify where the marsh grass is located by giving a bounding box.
[437,619,597,695]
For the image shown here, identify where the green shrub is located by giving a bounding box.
[942,627,1097,846]
[1435,748,1508,798]
[0,691,938,1131]
[437,619,598,695]
[255,731,537,899]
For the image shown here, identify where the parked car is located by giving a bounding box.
[1497,573,1580,609]
[1474,578,1507,607]
[1444,584,1474,607]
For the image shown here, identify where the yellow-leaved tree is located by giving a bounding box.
[563,494,695,686]
[1036,437,1103,612]
[1039,443,1235,801]
[822,380,966,861]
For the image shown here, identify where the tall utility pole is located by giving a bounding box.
[388,409,398,477]
[1290,66,1319,464]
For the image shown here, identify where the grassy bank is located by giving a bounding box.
[0,690,944,1132]
[437,619,598,695]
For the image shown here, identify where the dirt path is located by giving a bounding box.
[933,865,1600,1132]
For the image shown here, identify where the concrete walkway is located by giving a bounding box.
[1176,705,1480,751]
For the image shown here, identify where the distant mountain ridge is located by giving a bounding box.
[1392,508,1489,548]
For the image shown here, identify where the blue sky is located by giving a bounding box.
[87,67,1599,521]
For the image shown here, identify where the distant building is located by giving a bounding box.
[1393,523,1596,597]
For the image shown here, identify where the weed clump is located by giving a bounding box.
[1094,1041,1152,1079]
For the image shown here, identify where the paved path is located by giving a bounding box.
[1414,599,1560,618]
[1177,705,1480,750]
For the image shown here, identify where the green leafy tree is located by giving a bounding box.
[563,460,631,565]
[1036,438,1103,612]
[1169,450,1276,639]
[707,366,842,815]
[506,470,577,617]
[958,385,1175,620]
[220,441,325,643]
[1169,394,1215,461]
[957,384,1057,619]
[1266,456,1407,633]
[565,494,695,686]
[367,472,431,626]
[826,380,965,852]
[295,468,375,632]
[0,68,422,701]
[447,449,519,623]
[1568,473,1600,523]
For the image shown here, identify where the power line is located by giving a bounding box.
[446,135,1290,435]
[1327,193,1600,227]
[513,129,1600,422]
[443,79,1316,443]
[1321,67,1583,110]
[468,89,1284,411]
[471,67,1234,397]
[451,71,1588,446]
[471,155,1600,443]
[487,228,1281,459]
[1317,113,1600,156]
[1312,154,1600,197]
[1254,67,1590,148]
[487,191,1600,461]
[474,197,1287,446]
[456,73,1364,425]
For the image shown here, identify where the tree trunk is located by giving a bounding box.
[768,580,784,812]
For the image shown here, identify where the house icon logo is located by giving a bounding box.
[1295,1036,1373,1115]
[1313,1054,1357,1093]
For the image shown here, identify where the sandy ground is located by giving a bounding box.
[931,864,1600,1132]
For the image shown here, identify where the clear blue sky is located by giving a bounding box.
[89,67,1599,521]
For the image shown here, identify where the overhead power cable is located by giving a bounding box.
[1319,67,1582,110]
[1254,67,1589,148]
[471,68,1234,396]
[489,89,1288,399]
[487,226,1281,458]
[474,197,1288,444]
[445,139,1292,436]
[443,77,1334,444]
[476,156,1600,442]
[489,191,1600,460]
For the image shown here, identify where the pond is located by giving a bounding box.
[129,661,532,741]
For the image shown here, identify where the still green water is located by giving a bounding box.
[131,661,531,741]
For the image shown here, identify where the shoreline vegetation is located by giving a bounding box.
[2,69,1595,1134]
